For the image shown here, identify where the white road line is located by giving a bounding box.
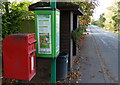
[100,39,110,49]
[105,34,116,39]
[100,38,118,52]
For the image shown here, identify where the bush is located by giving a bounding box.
[72,28,85,46]
[2,2,34,38]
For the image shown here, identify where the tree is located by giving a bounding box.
[111,2,120,32]
[92,1,119,33]
[103,1,119,33]
[77,1,97,29]
[98,13,106,28]
[2,1,34,38]
[91,13,106,28]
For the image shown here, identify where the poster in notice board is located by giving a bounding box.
[37,15,52,54]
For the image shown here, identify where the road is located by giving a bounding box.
[78,25,118,83]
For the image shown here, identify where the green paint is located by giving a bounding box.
[34,9,60,58]
[50,0,56,8]
[34,1,58,84]
[51,59,56,84]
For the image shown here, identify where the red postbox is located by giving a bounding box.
[2,33,36,81]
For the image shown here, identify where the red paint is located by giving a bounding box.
[81,37,86,40]
[2,33,36,81]
[82,37,85,39]
[78,40,81,42]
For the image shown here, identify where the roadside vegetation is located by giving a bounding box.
[1,1,34,38]
[72,1,97,47]
[1,1,97,38]
[91,1,119,33]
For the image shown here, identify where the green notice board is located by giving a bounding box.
[35,9,60,58]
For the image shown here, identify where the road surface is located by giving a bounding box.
[78,25,118,83]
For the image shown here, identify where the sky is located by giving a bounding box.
[92,0,118,20]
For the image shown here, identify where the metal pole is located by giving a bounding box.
[50,0,57,84]
[51,59,56,84]
[50,0,56,8]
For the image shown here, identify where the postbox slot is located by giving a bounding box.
[28,40,37,44]
[28,34,36,44]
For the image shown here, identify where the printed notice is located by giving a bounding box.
[37,15,51,54]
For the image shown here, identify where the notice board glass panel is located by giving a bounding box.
[37,15,52,54]
[56,12,60,53]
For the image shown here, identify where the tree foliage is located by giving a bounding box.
[103,1,119,33]
[99,13,106,27]
[92,1,119,33]
[72,1,97,44]
[77,1,97,26]
[91,13,106,28]
[2,1,34,38]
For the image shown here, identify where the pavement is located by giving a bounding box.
[77,33,106,83]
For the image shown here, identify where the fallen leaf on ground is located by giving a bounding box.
[57,81,60,83]
[76,81,79,83]
[79,66,82,69]
[57,81,61,85]
[0,76,3,78]
[74,57,81,64]
[90,75,95,78]
[98,70,106,74]
[67,72,81,79]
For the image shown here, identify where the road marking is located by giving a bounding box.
[100,38,118,50]
[100,39,110,49]
[104,34,116,39]
[105,31,109,32]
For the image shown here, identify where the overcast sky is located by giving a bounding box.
[92,0,119,20]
